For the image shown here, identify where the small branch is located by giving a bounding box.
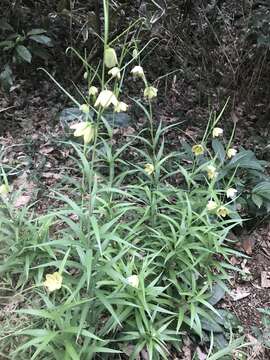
[0,106,15,113]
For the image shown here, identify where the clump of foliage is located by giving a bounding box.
[252,308,270,349]
[0,1,257,359]
[0,18,53,91]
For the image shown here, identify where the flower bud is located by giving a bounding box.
[89,86,98,96]
[0,184,10,195]
[80,104,90,114]
[104,47,118,68]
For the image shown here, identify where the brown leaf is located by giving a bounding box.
[231,111,239,124]
[42,172,62,179]
[261,271,270,288]
[230,287,250,301]
[241,237,255,255]
[14,194,32,208]
[39,146,54,155]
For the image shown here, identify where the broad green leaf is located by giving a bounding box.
[252,194,263,208]
[27,28,47,36]
[208,284,225,305]
[212,139,226,163]
[29,35,53,47]
[16,45,32,63]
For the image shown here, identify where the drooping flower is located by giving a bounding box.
[114,101,128,113]
[192,144,204,156]
[131,65,145,79]
[0,184,10,195]
[70,122,95,144]
[104,47,118,68]
[108,67,121,80]
[126,275,139,288]
[206,165,218,180]
[144,163,154,175]
[227,148,237,159]
[80,104,90,114]
[43,272,62,292]
[226,188,237,199]
[144,86,158,100]
[132,48,139,59]
[216,206,229,217]
[94,90,118,108]
[207,200,218,211]
[212,127,223,138]
[89,86,98,97]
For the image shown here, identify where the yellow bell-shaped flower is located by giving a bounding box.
[70,122,95,144]
[192,144,204,156]
[144,163,154,175]
[108,67,121,80]
[104,47,118,68]
[43,272,63,292]
[216,206,229,218]
[144,86,158,100]
[207,200,218,211]
[114,101,128,113]
[226,188,237,199]
[126,275,139,288]
[89,86,98,97]
[206,165,218,180]
[131,65,145,79]
[227,148,237,159]
[212,127,223,138]
[94,90,118,108]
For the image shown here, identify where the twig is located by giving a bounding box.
[0,106,15,113]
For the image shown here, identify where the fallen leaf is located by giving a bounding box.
[261,272,270,288]
[241,237,255,255]
[230,287,250,301]
[39,146,54,155]
[14,194,32,208]
[231,110,239,124]
[246,334,265,358]
[42,172,62,179]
